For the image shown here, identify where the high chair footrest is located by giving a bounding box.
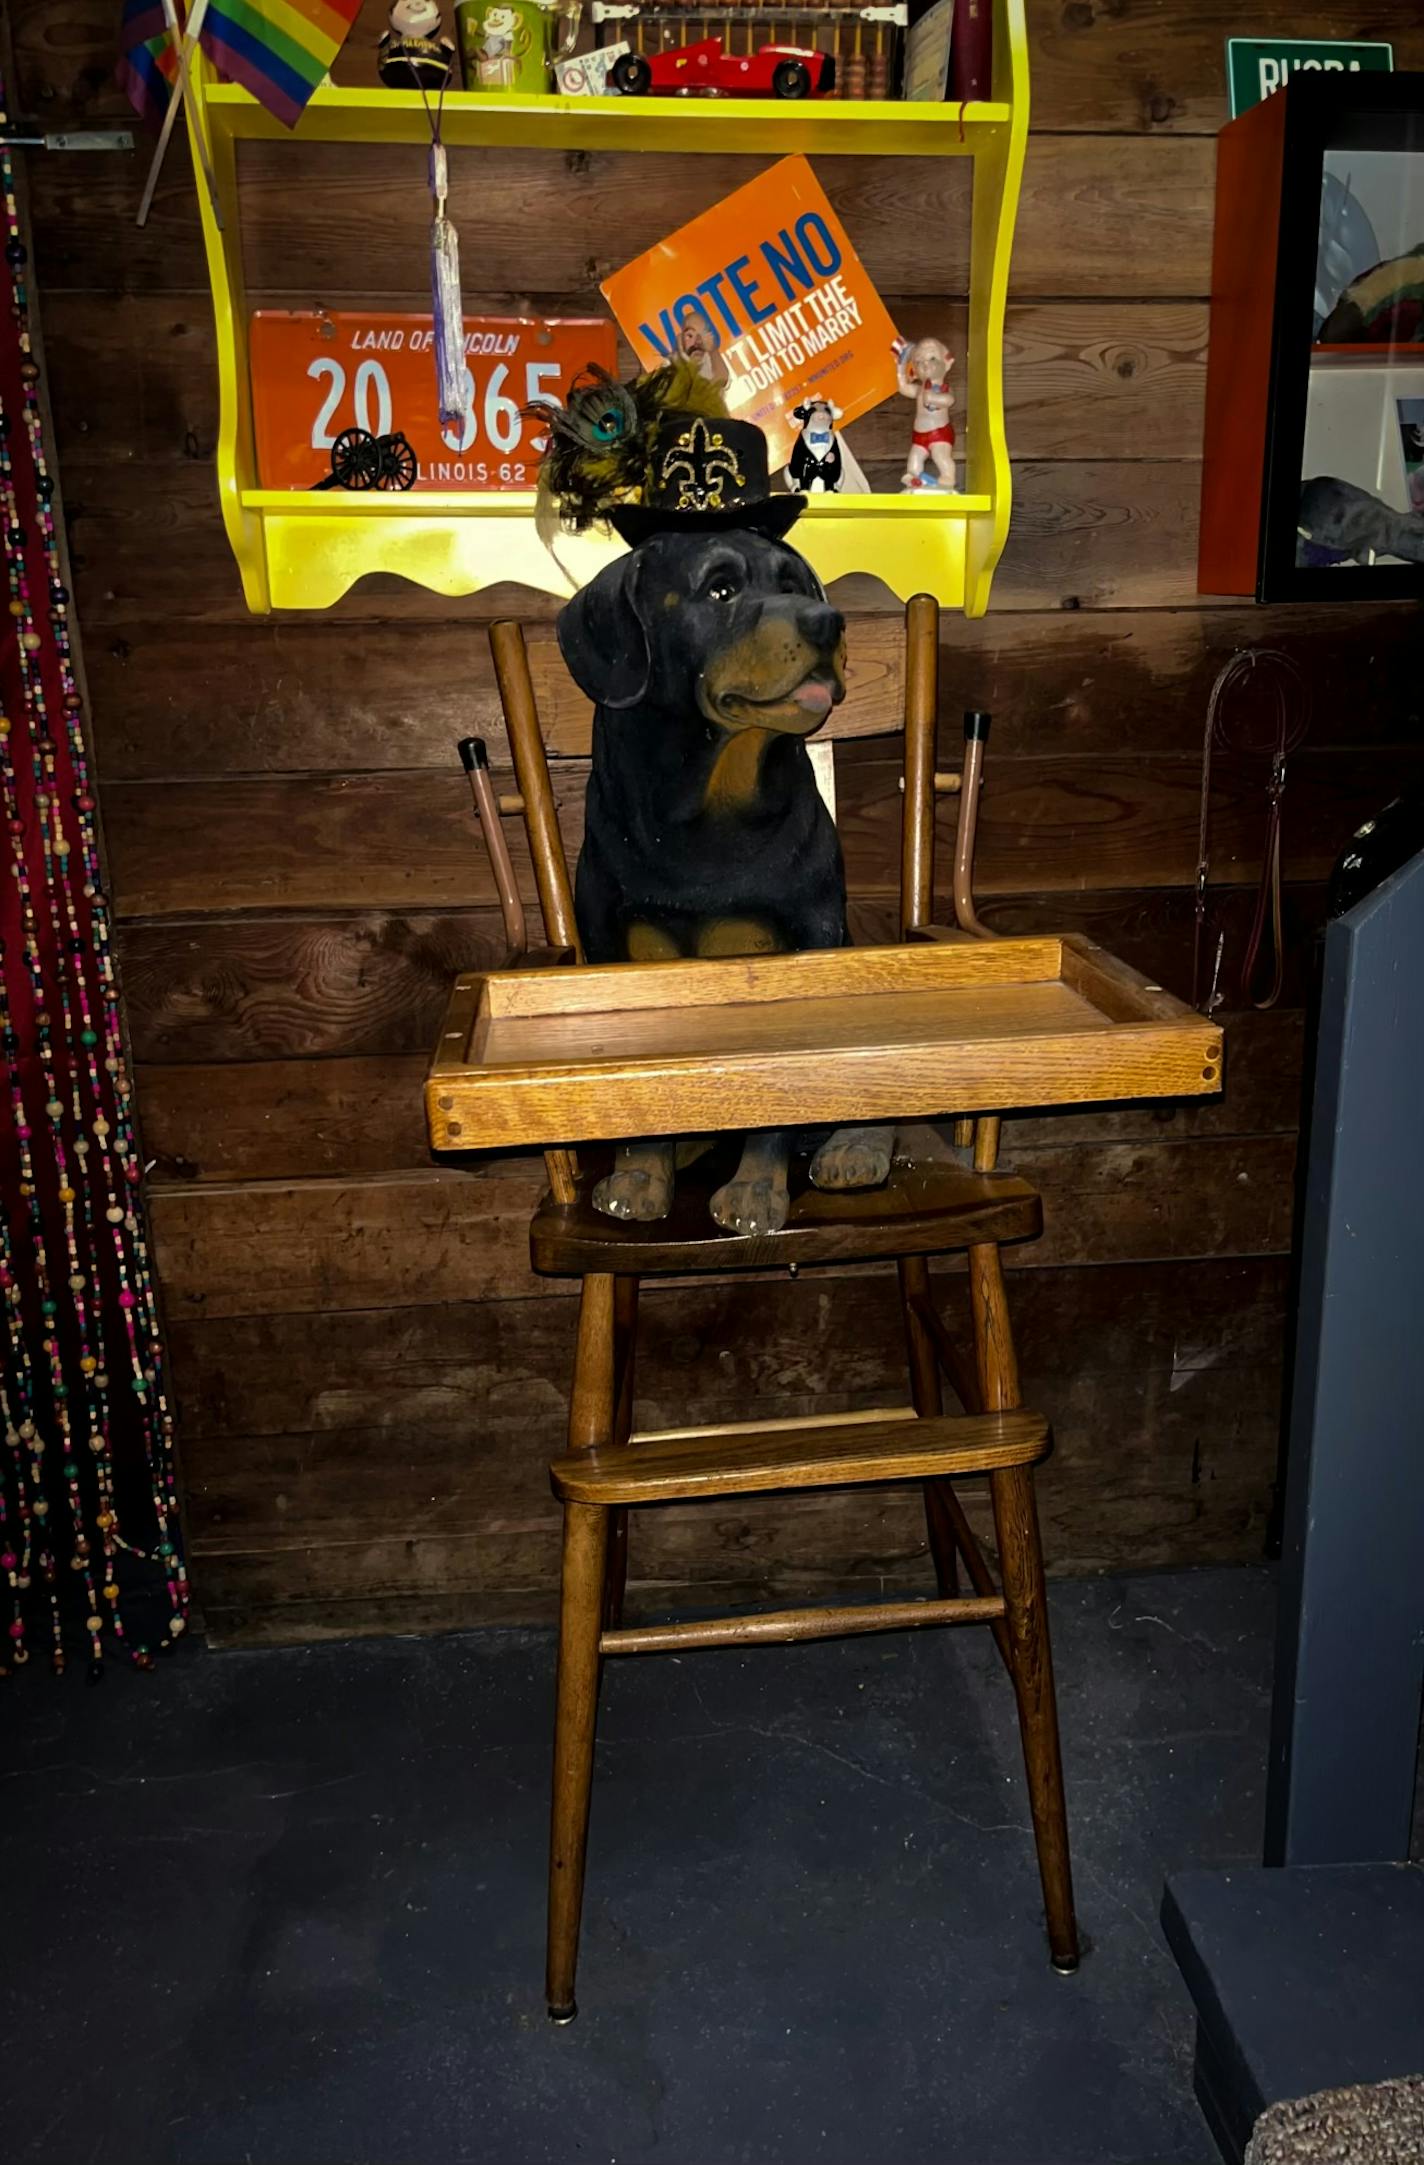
[550,1409,1049,1505]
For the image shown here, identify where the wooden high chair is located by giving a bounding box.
[475,594,1077,2020]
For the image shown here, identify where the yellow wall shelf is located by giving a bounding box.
[183,0,1028,616]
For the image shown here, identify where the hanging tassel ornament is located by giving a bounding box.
[428,142,471,433]
[407,21,469,439]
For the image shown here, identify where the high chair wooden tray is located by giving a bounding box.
[426,936,1220,1152]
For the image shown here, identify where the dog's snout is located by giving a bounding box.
[802,602,844,655]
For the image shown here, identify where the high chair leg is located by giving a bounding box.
[991,1461,1079,1973]
[604,1512,628,1632]
[604,1275,639,1629]
[547,1500,609,2023]
[968,1239,1077,1973]
[548,1275,619,2021]
[897,1256,959,1594]
[968,1240,1019,1412]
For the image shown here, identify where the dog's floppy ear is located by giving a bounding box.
[556,552,649,711]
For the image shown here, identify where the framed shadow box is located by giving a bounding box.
[1200,73,1424,601]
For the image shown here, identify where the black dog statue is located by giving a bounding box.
[536,365,895,1232]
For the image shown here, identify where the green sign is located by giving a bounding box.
[1227,37,1393,119]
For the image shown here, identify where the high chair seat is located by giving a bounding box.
[531,1147,1043,1276]
[551,1407,1049,1505]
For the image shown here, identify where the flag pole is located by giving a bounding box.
[137,0,222,231]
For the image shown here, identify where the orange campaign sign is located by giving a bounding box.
[248,311,618,491]
[600,156,901,471]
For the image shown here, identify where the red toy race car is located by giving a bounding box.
[610,37,835,98]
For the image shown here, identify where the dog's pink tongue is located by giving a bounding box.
[792,680,834,717]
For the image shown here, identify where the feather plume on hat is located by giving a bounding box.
[529,359,730,546]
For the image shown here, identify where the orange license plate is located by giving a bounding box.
[249,311,619,491]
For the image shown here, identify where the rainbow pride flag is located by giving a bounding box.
[201,0,363,126]
[117,0,183,127]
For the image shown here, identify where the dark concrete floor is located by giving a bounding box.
[2,1565,1274,2165]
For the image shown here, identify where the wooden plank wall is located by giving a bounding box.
[13,1,1424,1644]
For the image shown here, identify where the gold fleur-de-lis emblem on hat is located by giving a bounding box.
[659,420,746,511]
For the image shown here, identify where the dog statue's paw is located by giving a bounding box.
[709,1171,790,1237]
[593,1162,674,1222]
[809,1123,895,1192]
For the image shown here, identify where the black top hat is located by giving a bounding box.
[610,411,805,545]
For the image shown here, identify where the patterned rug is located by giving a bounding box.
[1247,2077,1424,2163]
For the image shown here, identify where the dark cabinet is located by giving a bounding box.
[1200,73,1424,601]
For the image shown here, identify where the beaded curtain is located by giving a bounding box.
[0,74,188,1679]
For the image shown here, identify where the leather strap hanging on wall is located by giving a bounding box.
[1193,649,1311,1014]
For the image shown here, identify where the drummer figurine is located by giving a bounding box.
[676,304,730,390]
[895,335,957,493]
[378,0,457,90]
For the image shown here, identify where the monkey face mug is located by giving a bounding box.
[456,0,581,90]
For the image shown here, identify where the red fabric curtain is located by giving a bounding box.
[0,91,187,1678]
